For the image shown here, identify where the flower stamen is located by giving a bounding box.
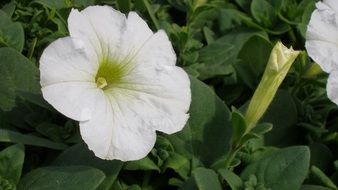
[96,77,108,89]
[95,59,126,90]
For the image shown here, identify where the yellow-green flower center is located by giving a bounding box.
[95,59,126,90]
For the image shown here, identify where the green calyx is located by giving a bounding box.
[95,58,128,90]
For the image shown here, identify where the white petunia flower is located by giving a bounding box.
[305,0,338,106]
[39,6,191,161]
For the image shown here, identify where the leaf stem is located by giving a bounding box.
[224,147,240,170]
[27,38,37,60]
[142,0,160,30]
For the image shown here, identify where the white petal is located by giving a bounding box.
[68,6,126,61]
[41,82,101,121]
[79,93,156,161]
[306,2,338,43]
[305,40,338,73]
[134,30,177,66]
[111,86,190,134]
[324,0,338,13]
[39,37,96,87]
[112,32,190,133]
[126,30,190,108]
[118,12,153,61]
[327,69,338,105]
[306,0,338,72]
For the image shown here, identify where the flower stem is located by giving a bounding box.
[142,0,160,30]
[224,148,239,169]
[28,38,37,60]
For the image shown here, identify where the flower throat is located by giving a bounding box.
[95,59,125,90]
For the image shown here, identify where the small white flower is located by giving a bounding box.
[305,0,338,105]
[39,6,191,161]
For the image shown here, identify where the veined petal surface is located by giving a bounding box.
[42,82,101,121]
[80,92,157,161]
[68,6,126,61]
[40,37,96,87]
[305,0,338,72]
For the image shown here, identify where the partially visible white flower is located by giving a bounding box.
[305,0,338,73]
[305,0,338,105]
[39,6,191,161]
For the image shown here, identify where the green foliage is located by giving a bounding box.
[18,166,105,190]
[167,76,231,167]
[218,169,243,190]
[0,144,24,186]
[0,129,68,150]
[0,47,39,111]
[241,146,310,190]
[180,168,223,190]
[0,10,24,52]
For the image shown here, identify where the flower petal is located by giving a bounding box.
[118,12,153,61]
[305,0,338,72]
[134,30,177,66]
[113,31,191,134]
[110,85,190,135]
[327,69,338,105]
[305,40,338,73]
[79,93,156,161]
[41,82,101,121]
[68,6,126,60]
[324,0,338,13]
[40,37,96,87]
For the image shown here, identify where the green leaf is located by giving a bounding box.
[0,47,39,111]
[197,30,268,80]
[309,166,337,190]
[262,90,298,146]
[235,0,251,12]
[18,166,105,190]
[53,143,123,190]
[34,0,95,9]
[231,108,248,145]
[0,129,68,150]
[218,6,243,31]
[251,0,277,28]
[127,185,142,190]
[192,168,222,190]
[117,0,131,12]
[241,146,310,190]
[73,0,95,7]
[163,152,190,179]
[250,123,273,136]
[179,177,198,190]
[167,76,231,167]
[35,123,64,142]
[235,35,273,88]
[124,156,160,172]
[297,1,316,37]
[1,1,16,17]
[300,185,333,190]
[33,0,71,9]
[0,11,24,52]
[197,41,235,79]
[0,144,24,185]
[218,169,243,190]
[310,143,333,172]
